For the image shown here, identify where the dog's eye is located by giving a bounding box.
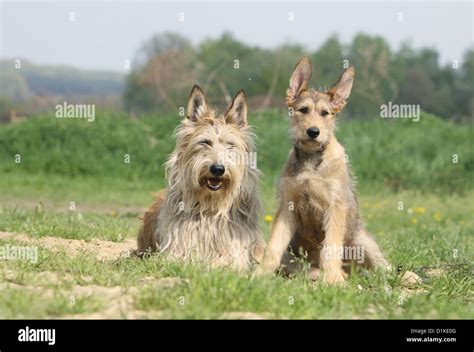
[298,107,309,114]
[199,140,212,146]
[321,110,329,117]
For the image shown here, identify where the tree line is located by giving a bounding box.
[124,32,473,121]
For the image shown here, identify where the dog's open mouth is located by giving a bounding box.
[206,177,223,191]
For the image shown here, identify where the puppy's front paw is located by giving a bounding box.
[322,269,347,285]
[309,267,321,281]
[253,263,276,278]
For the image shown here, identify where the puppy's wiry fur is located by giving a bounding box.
[256,58,389,284]
[137,86,265,271]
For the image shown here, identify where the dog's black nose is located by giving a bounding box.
[210,164,225,176]
[306,127,320,139]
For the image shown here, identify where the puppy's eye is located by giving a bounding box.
[321,110,329,117]
[298,107,309,114]
[199,140,212,146]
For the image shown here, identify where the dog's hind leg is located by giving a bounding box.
[136,191,166,257]
[352,230,390,271]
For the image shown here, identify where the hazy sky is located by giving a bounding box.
[1,0,472,72]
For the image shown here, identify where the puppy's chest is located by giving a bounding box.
[285,168,333,214]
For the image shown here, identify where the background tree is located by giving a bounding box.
[123,32,473,121]
[124,32,199,113]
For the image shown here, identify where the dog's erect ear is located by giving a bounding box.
[186,85,209,121]
[225,90,247,127]
[287,57,312,103]
[328,67,354,111]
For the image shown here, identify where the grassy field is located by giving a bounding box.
[0,112,472,319]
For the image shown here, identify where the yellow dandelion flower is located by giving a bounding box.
[433,212,442,222]
[367,214,373,219]
[414,207,426,214]
[264,215,273,223]
[411,218,418,225]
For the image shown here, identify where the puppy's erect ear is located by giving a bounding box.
[186,85,208,121]
[287,57,312,103]
[328,67,354,112]
[225,90,247,127]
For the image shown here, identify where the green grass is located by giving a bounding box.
[0,229,472,319]
[0,111,472,318]
[0,282,104,319]
[0,172,162,208]
[0,189,471,319]
[0,207,139,242]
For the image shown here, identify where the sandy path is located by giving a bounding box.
[0,231,136,261]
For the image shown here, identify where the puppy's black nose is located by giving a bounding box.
[306,127,320,139]
[210,164,225,176]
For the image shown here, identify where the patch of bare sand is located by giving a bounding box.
[1,269,83,285]
[63,285,147,319]
[0,281,148,318]
[0,232,193,318]
[0,231,136,261]
[139,276,189,288]
[59,278,186,319]
[0,267,188,319]
[220,311,269,319]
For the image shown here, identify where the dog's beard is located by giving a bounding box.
[294,136,326,153]
[197,179,241,216]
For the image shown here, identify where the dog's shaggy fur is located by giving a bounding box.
[256,58,390,284]
[137,86,265,271]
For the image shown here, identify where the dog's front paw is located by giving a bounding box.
[252,263,276,278]
[309,267,321,281]
[322,269,347,285]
